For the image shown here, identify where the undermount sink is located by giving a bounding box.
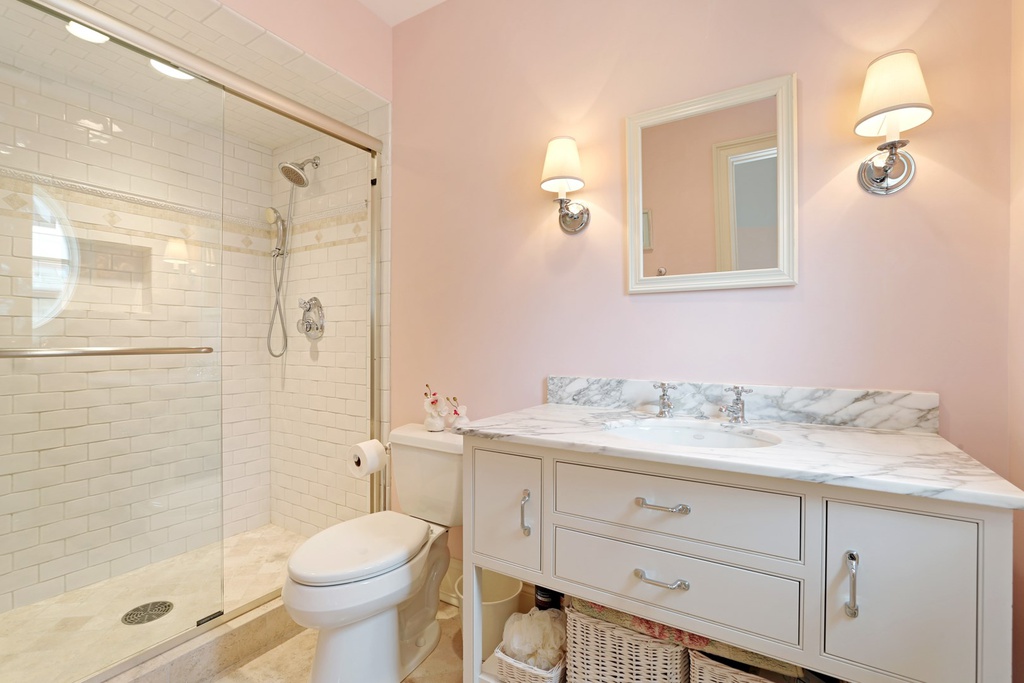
[606,419,781,449]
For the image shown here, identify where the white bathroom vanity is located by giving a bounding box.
[459,388,1024,683]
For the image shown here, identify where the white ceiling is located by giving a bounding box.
[356,0,446,26]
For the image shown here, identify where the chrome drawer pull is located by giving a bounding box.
[520,489,532,536]
[634,568,690,591]
[635,496,691,515]
[844,550,860,618]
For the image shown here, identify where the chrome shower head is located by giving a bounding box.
[265,207,282,225]
[279,156,320,187]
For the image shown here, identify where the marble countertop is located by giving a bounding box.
[457,403,1024,509]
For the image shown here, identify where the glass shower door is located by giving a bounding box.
[0,0,225,680]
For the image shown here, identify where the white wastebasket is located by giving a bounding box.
[455,570,523,659]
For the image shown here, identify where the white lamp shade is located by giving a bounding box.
[854,49,933,138]
[540,136,585,193]
[163,238,189,264]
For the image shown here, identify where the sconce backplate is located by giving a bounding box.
[858,146,916,195]
[557,198,590,234]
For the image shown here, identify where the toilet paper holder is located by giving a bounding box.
[352,441,391,469]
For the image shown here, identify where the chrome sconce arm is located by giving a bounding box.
[554,196,591,234]
[858,139,914,195]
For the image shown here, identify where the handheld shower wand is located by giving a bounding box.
[266,207,286,256]
[266,206,289,357]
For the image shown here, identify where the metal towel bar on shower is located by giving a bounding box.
[0,346,214,358]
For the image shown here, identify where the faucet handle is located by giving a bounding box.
[654,382,677,392]
[299,298,311,312]
[724,385,752,398]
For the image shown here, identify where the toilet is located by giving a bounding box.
[282,424,463,683]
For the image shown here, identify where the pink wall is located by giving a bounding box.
[1009,0,1024,678]
[392,0,1010,468]
[641,98,776,276]
[220,0,392,100]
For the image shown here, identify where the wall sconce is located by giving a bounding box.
[163,237,189,265]
[854,49,933,195]
[540,136,590,233]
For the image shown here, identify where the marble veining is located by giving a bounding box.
[457,403,1024,509]
[547,376,940,433]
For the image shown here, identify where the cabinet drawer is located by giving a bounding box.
[554,527,801,645]
[555,462,802,560]
[473,449,542,571]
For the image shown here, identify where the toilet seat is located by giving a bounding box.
[288,511,430,587]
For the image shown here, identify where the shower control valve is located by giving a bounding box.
[297,297,325,340]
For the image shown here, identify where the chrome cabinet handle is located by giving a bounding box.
[844,550,860,618]
[635,496,691,515]
[520,489,532,536]
[634,568,689,591]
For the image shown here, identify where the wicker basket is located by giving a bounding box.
[565,606,689,683]
[689,650,773,683]
[494,642,566,683]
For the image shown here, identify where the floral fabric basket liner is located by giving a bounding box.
[568,597,803,678]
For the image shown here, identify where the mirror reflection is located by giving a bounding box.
[627,75,797,293]
[641,99,776,277]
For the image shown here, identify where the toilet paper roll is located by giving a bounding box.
[347,439,388,478]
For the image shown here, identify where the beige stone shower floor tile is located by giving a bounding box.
[215,603,464,683]
[0,524,305,683]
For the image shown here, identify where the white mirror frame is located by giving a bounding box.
[627,74,797,293]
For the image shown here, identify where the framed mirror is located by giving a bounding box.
[627,75,797,293]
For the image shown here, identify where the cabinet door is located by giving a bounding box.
[473,449,542,571]
[824,502,978,683]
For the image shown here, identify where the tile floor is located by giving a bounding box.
[0,524,306,683]
[214,603,464,683]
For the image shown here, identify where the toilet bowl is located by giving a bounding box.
[282,425,463,683]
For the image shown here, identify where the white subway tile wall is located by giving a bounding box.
[0,175,225,612]
[267,133,373,537]
[0,28,390,612]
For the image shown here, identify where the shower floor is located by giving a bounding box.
[0,524,306,683]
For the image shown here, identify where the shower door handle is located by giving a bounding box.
[0,346,213,358]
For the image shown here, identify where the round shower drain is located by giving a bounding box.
[121,601,174,625]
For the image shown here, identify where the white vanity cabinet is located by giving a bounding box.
[462,439,1015,683]
[471,449,542,571]
[823,502,981,683]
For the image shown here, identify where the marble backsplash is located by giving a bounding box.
[546,376,939,433]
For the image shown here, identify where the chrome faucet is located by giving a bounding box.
[720,385,752,424]
[653,382,676,418]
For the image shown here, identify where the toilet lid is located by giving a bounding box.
[288,511,431,587]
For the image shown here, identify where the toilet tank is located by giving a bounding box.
[388,424,463,526]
